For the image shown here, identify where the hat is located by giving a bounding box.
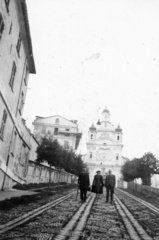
[96,170,101,173]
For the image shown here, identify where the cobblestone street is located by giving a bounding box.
[0,188,130,240]
[1,186,159,239]
[82,193,130,240]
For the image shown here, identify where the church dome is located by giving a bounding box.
[89,124,96,131]
[115,124,122,132]
[102,107,110,114]
[97,119,101,125]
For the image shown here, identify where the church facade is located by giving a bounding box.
[86,108,126,187]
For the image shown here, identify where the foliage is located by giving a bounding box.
[36,137,60,167]
[36,136,86,182]
[139,152,157,185]
[121,152,158,185]
[13,182,66,190]
[121,158,140,182]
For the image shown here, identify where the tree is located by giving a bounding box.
[121,159,138,182]
[58,147,87,176]
[121,152,158,185]
[139,152,157,185]
[73,154,87,176]
[36,137,87,186]
[36,137,61,188]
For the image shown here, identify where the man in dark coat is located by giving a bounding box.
[105,169,116,203]
[78,168,90,202]
[92,170,103,197]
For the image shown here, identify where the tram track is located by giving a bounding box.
[54,193,96,240]
[1,188,159,239]
[115,188,159,240]
[117,188,159,215]
[115,195,153,240]
[0,191,76,235]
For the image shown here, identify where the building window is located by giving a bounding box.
[0,109,7,140]
[47,130,51,135]
[24,65,29,85]
[65,129,70,136]
[65,132,70,137]
[90,152,92,158]
[64,140,69,147]
[16,32,22,57]
[54,128,58,135]
[9,22,12,35]
[20,143,27,165]
[0,13,4,40]
[5,0,10,13]
[91,134,93,139]
[42,126,46,134]
[19,91,24,114]
[55,118,59,124]
[116,155,119,160]
[11,131,17,156]
[117,135,120,141]
[9,61,16,90]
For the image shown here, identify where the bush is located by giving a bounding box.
[12,181,67,190]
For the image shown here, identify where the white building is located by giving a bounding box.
[0,0,36,189]
[86,107,127,187]
[33,115,82,150]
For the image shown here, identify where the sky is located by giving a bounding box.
[23,0,159,160]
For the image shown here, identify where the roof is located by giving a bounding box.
[16,0,36,74]
[115,124,122,132]
[89,124,96,131]
[33,115,78,127]
[102,107,110,114]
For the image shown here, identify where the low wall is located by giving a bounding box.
[127,181,159,196]
[26,160,74,184]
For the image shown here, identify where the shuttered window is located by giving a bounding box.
[9,61,17,90]
[0,109,7,140]
[5,0,10,13]
[0,13,4,40]
[16,32,22,57]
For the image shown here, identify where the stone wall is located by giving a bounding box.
[127,180,159,196]
[26,160,73,184]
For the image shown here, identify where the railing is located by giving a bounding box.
[127,181,159,196]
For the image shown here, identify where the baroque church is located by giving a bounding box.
[86,107,127,187]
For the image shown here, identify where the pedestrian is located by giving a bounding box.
[78,168,90,203]
[105,169,116,204]
[92,170,103,198]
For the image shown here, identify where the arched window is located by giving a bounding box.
[55,118,59,124]
[117,135,120,140]
[90,152,92,158]
[116,155,119,160]
[91,134,93,139]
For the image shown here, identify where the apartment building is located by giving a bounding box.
[33,115,82,150]
[0,0,36,189]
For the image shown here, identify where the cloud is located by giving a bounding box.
[85,52,100,61]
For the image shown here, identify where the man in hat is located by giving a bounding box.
[105,169,116,203]
[78,168,90,202]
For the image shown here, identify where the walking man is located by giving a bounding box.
[105,169,116,204]
[78,168,90,202]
